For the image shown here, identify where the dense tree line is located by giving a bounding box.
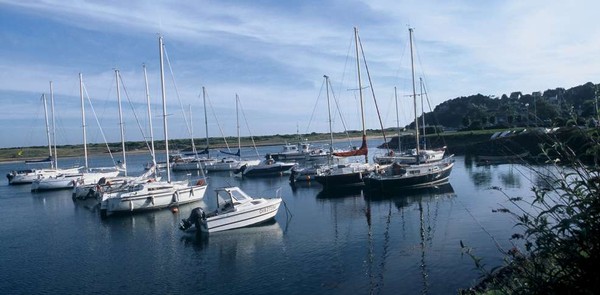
[414,82,600,130]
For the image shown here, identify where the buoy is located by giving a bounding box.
[171,207,179,213]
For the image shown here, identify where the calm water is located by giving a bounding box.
[0,142,542,294]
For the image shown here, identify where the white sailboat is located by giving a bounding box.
[7,84,79,185]
[72,69,159,200]
[172,87,217,171]
[205,94,260,171]
[373,82,445,165]
[31,76,121,192]
[364,28,454,191]
[100,35,207,216]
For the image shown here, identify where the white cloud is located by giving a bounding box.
[1,0,599,148]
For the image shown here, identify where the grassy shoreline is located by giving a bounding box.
[0,129,503,164]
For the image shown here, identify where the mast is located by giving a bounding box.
[354,27,367,163]
[79,73,89,169]
[41,93,53,165]
[143,64,157,167]
[324,75,334,163]
[236,93,241,160]
[115,69,127,176]
[203,86,209,158]
[395,86,401,152]
[189,104,196,156]
[420,77,426,150]
[159,35,171,182]
[50,81,57,168]
[409,27,420,159]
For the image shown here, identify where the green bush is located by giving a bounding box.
[462,128,600,294]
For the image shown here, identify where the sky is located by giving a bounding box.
[1,0,599,149]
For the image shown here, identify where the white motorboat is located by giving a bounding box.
[179,186,282,233]
[234,158,296,177]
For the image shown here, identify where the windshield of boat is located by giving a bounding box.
[229,189,251,202]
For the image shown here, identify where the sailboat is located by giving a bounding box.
[171,87,218,171]
[290,75,336,183]
[373,81,446,165]
[364,28,454,191]
[31,75,121,192]
[100,35,207,216]
[205,94,260,172]
[313,27,380,189]
[72,69,159,200]
[7,84,79,185]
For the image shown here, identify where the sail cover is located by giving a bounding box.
[220,149,241,157]
[332,135,368,157]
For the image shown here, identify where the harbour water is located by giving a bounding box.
[0,142,541,294]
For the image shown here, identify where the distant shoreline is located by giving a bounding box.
[0,135,383,164]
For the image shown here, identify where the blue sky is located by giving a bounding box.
[1,1,599,149]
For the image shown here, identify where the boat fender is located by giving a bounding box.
[172,191,179,203]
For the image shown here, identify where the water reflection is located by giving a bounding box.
[179,220,284,254]
[498,165,521,188]
[366,183,456,295]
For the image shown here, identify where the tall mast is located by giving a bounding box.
[159,35,171,182]
[420,77,426,150]
[203,86,209,158]
[395,86,401,152]
[79,73,88,169]
[41,93,53,165]
[354,27,367,163]
[324,75,334,163]
[50,81,57,168]
[409,27,420,158]
[189,104,195,156]
[143,64,156,167]
[236,93,241,160]
[115,69,127,176]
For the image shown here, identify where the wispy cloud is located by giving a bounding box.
[0,0,599,148]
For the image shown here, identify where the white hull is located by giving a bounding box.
[102,181,207,215]
[202,198,281,233]
[31,170,119,191]
[172,158,217,171]
[7,167,80,185]
[179,186,282,233]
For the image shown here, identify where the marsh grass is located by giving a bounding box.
[461,127,600,294]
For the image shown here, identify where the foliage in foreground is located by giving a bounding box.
[461,128,600,294]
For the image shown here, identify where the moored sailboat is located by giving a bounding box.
[31,75,121,192]
[7,84,80,185]
[314,28,382,189]
[365,28,455,191]
[100,35,207,216]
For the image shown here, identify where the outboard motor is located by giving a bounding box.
[179,207,205,231]
[233,164,247,175]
